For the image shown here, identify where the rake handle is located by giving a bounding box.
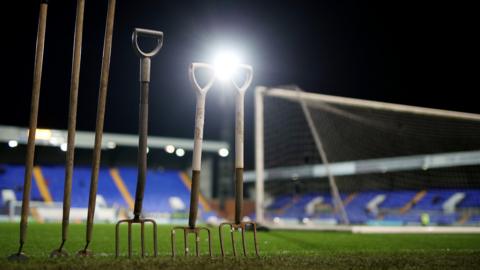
[188,170,200,228]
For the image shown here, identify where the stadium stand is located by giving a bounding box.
[0,164,215,222]
[265,189,480,225]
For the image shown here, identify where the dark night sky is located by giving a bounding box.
[0,0,478,169]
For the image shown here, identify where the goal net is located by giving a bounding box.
[249,86,480,228]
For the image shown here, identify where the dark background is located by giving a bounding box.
[0,0,478,170]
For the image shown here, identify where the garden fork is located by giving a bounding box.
[171,63,216,257]
[115,28,163,258]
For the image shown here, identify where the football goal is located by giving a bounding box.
[247,86,480,231]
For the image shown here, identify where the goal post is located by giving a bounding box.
[252,86,480,228]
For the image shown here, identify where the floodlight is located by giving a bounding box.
[165,145,175,154]
[175,148,185,157]
[218,148,229,157]
[213,51,241,81]
[8,140,18,148]
[60,143,67,152]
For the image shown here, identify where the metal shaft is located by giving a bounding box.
[84,0,116,248]
[61,0,85,246]
[234,168,243,224]
[133,81,149,220]
[18,0,48,253]
[188,170,200,228]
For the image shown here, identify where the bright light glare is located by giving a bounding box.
[34,129,52,140]
[218,148,229,157]
[175,148,185,157]
[107,141,116,149]
[60,143,67,152]
[8,140,18,148]
[165,145,175,154]
[213,51,241,81]
[49,137,60,146]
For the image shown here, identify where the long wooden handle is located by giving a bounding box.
[85,0,116,246]
[62,0,85,244]
[19,0,48,250]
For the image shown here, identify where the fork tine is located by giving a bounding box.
[245,222,259,257]
[144,219,158,257]
[241,224,247,256]
[115,221,120,257]
[171,229,176,257]
[195,230,200,257]
[251,222,259,256]
[230,224,237,257]
[127,222,132,258]
[202,227,212,257]
[183,228,188,256]
[140,221,145,257]
[219,223,226,257]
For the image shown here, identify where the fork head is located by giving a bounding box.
[170,226,212,257]
[219,221,259,257]
[115,218,158,258]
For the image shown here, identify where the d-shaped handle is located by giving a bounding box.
[189,63,216,95]
[132,28,164,58]
[232,64,253,93]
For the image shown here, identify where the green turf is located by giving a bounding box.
[0,223,479,269]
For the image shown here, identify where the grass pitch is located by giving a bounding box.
[0,223,479,269]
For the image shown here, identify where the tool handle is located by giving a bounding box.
[231,64,253,93]
[132,28,163,58]
[188,170,201,228]
[192,94,206,171]
[189,62,216,95]
[234,168,244,224]
[133,82,149,220]
[235,89,245,168]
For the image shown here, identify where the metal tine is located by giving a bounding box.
[170,228,176,257]
[195,230,200,256]
[115,219,128,257]
[200,227,213,257]
[241,224,247,256]
[246,222,260,257]
[140,222,145,257]
[144,219,158,257]
[128,222,132,258]
[231,225,237,257]
[183,229,188,256]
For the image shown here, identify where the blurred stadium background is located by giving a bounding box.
[1,86,479,231]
